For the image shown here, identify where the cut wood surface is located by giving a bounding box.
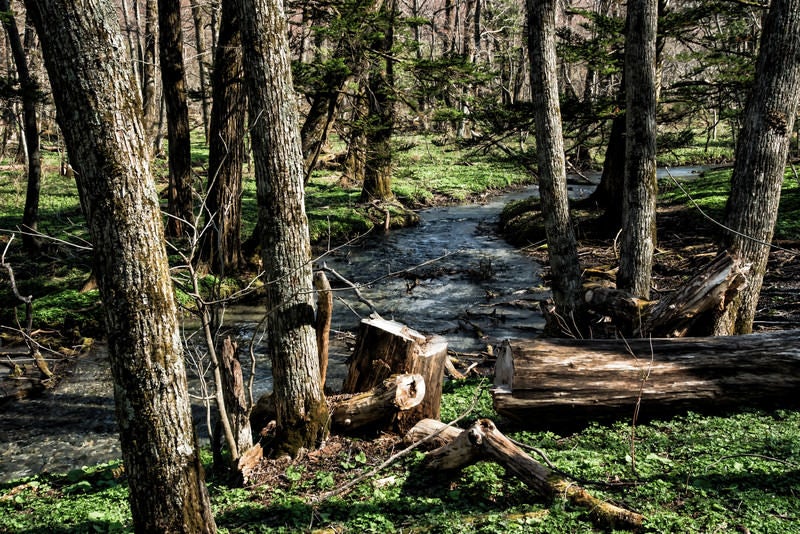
[332,373,425,430]
[493,329,800,428]
[407,418,644,531]
[343,317,447,432]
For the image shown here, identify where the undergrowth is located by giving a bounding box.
[2,377,799,533]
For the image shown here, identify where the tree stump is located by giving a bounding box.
[332,373,425,431]
[406,418,644,531]
[342,317,447,432]
[492,329,800,431]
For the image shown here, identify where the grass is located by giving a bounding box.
[2,378,798,533]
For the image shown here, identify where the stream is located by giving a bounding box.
[0,167,707,483]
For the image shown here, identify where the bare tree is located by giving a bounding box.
[237,0,329,454]
[617,0,658,299]
[1,1,42,255]
[23,0,216,530]
[713,0,800,334]
[526,0,583,325]
[159,0,194,237]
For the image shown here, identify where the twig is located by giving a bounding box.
[310,379,488,503]
[320,263,382,318]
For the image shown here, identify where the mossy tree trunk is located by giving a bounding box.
[712,0,800,334]
[24,1,216,530]
[360,0,396,203]
[237,0,329,455]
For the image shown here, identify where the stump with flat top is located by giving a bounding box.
[342,317,447,432]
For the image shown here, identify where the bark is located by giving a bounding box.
[237,0,328,455]
[159,0,193,237]
[219,337,253,457]
[201,0,245,274]
[23,1,216,530]
[412,419,645,531]
[314,271,332,388]
[1,2,42,254]
[713,0,800,334]
[491,330,800,431]
[360,0,396,202]
[617,0,658,299]
[526,0,583,324]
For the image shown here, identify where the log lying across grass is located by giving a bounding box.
[332,373,425,430]
[407,418,644,531]
[492,329,800,429]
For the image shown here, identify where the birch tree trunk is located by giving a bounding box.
[23,1,216,530]
[713,0,800,334]
[237,0,329,454]
[526,0,583,324]
[617,0,658,299]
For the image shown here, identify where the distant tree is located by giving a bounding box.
[159,0,194,237]
[23,0,216,530]
[712,0,800,335]
[526,0,583,326]
[190,0,212,143]
[1,1,42,255]
[360,0,397,202]
[617,0,658,299]
[237,0,329,454]
[141,0,160,150]
[201,0,245,275]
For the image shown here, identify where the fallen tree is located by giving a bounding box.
[406,418,644,531]
[492,329,800,430]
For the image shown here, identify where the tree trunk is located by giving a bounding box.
[219,337,253,457]
[190,0,212,143]
[360,0,396,202]
[617,0,658,299]
[24,1,216,530]
[237,0,328,455]
[142,0,160,150]
[314,271,332,388]
[201,0,245,275]
[526,0,583,325]
[410,418,644,531]
[159,0,194,237]
[491,330,800,431]
[342,317,447,433]
[1,3,42,255]
[713,0,800,334]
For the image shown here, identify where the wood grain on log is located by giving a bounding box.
[493,330,800,429]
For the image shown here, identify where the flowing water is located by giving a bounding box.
[0,166,708,483]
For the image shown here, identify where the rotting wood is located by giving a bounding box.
[342,317,447,433]
[403,417,463,447]
[332,373,425,431]
[492,330,800,430]
[314,270,333,388]
[409,418,644,531]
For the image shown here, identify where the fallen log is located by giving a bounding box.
[492,329,800,430]
[582,252,748,337]
[332,373,425,431]
[343,317,447,433]
[406,418,644,531]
